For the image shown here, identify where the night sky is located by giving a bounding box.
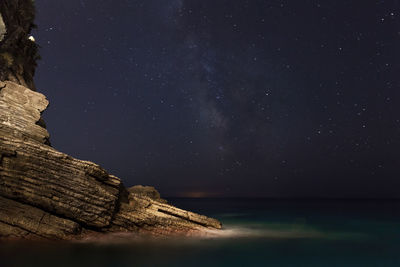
[33,1,400,198]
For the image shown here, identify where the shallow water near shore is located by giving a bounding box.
[1,198,400,267]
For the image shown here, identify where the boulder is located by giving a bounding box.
[128,185,168,203]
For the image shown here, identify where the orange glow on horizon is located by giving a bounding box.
[178,191,220,198]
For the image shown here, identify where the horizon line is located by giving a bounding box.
[164,196,400,200]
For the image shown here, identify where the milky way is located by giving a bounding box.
[33,0,400,198]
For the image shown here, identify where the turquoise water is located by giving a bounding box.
[1,199,400,267]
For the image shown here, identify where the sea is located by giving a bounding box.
[1,198,399,267]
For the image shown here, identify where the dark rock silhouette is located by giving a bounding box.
[0,0,38,91]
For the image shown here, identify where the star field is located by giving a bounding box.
[33,0,400,198]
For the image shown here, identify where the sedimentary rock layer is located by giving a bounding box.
[0,82,121,228]
[0,0,221,240]
[112,194,222,235]
[0,195,81,240]
[0,81,221,239]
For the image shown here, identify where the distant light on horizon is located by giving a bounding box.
[175,191,221,198]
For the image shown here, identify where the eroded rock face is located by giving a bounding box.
[0,0,221,240]
[0,196,81,240]
[111,194,222,235]
[0,81,49,144]
[0,81,122,232]
[0,81,222,240]
[128,185,168,203]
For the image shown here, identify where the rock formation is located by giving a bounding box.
[0,0,221,240]
[0,0,38,91]
[128,185,168,203]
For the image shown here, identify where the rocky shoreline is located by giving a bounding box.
[0,0,221,240]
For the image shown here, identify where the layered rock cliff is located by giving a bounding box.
[0,0,221,240]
